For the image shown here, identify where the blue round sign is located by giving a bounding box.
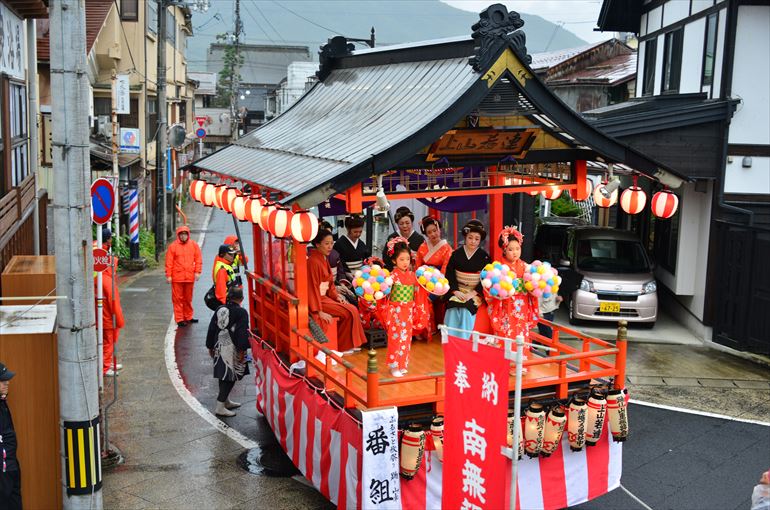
[196,128,207,138]
[91,178,115,225]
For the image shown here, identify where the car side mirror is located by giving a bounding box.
[558,259,571,268]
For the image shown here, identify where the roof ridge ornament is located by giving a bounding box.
[470,4,532,72]
[317,36,355,82]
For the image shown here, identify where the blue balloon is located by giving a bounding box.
[547,279,554,286]
[491,276,500,284]
[431,277,438,284]
[362,273,370,280]
[377,275,385,283]
[543,292,551,298]
[530,266,538,273]
[543,261,551,269]
[384,287,391,295]
[493,263,502,270]
[481,270,487,278]
[355,286,364,296]
[416,268,424,276]
[490,288,499,296]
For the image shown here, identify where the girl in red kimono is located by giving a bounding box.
[378,238,430,378]
[308,229,366,353]
[488,226,539,353]
[415,216,453,334]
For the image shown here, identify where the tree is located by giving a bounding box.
[212,34,243,109]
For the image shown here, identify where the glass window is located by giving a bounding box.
[147,1,158,35]
[662,29,683,93]
[147,98,158,144]
[120,0,138,21]
[642,39,657,96]
[702,13,718,86]
[652,210,679,274]
[576,239,651,273]
[166,10,176,47]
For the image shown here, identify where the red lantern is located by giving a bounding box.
[541,187,562,200]
[259,202,276,231]
[189,179,207,202]
[246,195,264,224]
[570,178,593,201]
[232,195,248,221]
[221,187,239,213]
[651,190,679,219]
[202,183,218,207]
[290,210,319,243]
[593,183,618,208]
[620,186,647,215]
[268,207,293,238]
[213,184,227,209]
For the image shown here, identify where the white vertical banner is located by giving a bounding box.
[115,74,130,114]
[361,407,402,510]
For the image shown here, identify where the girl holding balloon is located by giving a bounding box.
[377,237,430,377]
[487,226,540,345]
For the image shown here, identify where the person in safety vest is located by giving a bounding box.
[165,225,202,327]
[95,265,125,375]
[213,244,239,306]
[223,235,248,270]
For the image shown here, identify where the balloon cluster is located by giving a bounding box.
[523,261,561,298]
[353,264,393,301]
[481,261,520,299]
[415,265,450,296]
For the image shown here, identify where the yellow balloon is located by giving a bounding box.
[383,269,390,277]
[537,266,545,274]
[427,282,435,290]
[551,285,559,294]
[356,278,365,286]
[539,280,547,288]
[370,268,379,277]
[372,282,380,291]
[485,264,494,271]
[418,276,427,285]
[440,278,448,285]
[364,294,374,301]
[524,282,534,291]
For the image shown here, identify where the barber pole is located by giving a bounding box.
[651,189,679,219]
[129,188,140,259]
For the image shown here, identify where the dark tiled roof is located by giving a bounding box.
[37,0,112,62]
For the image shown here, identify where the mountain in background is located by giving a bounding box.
[187,0,588,72]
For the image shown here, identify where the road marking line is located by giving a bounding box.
[164,206,258,449]
[630,399,770,427]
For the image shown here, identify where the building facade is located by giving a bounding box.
[591,0,770,354]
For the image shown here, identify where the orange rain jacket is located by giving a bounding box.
[95,269,125,330]
[165,225,202,283]
[223,234,249,267]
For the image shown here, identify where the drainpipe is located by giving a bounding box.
[716,0,753,225]
[27,19,41,254]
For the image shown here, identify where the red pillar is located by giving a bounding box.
[488,167,504,261]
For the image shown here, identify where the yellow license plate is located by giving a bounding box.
[599,302,621,313]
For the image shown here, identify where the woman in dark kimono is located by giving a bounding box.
[382,207,425,270]
[334,215,370,282]
[206,286,250,417]
[443,220,491,339]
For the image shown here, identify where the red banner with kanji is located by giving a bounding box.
[442,334,510,510]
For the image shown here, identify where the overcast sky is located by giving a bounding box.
[442,0,610,44]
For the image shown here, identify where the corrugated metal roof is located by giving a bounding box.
[549,52,636,86]
[195,57,478,204]
[529,41,607,72]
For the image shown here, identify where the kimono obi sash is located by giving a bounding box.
[319,281,330,296]
[455,270,480,293]
[347,259,364,272]
[390,284,415,303]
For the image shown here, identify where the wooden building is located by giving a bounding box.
[590,0,770,355]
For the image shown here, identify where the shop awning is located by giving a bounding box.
[189,5,687,208]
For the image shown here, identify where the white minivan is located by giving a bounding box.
[560,227,657,328]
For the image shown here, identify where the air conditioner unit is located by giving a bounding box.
[97,115,112,139]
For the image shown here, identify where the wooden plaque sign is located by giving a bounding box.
[426,128,537,161]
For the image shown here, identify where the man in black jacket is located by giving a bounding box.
[0,362,21,510]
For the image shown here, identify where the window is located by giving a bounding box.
[642,39,657,95]
[7,81,28,188]
[147,98,158,144]
[120,0,138,21]
[662,29,683,93]
[702,13,718,86]
[652,210,679,274]
[147,1,158,35]
[166,10,176,47]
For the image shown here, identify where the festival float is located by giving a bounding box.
[184,5,685,509]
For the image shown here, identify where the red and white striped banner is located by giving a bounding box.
[251,341,362,509]
[251,339,622,510]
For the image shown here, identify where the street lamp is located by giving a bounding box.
[600,176,621,199]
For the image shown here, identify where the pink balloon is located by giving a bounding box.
[533,289,543,297]
[493,283,502,291]
[523,272,532,281]
[533,260,542,266]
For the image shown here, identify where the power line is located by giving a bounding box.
[242,3,276,43]
[252,0,285,42]
[271,0,340,35]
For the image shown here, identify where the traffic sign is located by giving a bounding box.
[195,116,207,128]
[93,248,111,273]
[196,127,207,139]
[91,178,115,225]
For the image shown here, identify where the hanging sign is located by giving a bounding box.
[91,178,115,225]
[442,334,509,510]
[0,4,24,80]
[361,407,402,509]
[426,128,538,161]
[115,74,130,114]
[120,128,141,153]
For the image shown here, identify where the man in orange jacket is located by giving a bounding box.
[212,244,238,306]
[165,225,202,327]
[223,234,248,270]
[96,266,125,376]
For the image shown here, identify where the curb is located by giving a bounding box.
[704,340,770,369]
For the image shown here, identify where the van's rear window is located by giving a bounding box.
[576,239,650,273]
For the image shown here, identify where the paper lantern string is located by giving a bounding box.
[386,236,409,256]
[499,225,524,246]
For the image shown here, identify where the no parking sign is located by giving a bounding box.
[91,178,115,225]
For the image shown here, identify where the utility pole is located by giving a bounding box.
[27,19,41,255]
[231,0,241,139]
[111,71,120,244]
[156,0,168,257]
[50,0,103,507]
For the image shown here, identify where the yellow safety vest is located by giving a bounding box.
[213,260,236,283]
